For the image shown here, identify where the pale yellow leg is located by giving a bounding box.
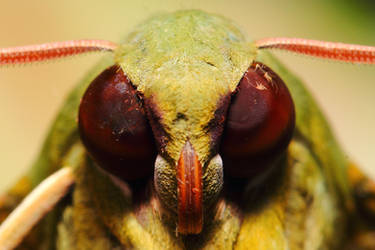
[0,167,74,250]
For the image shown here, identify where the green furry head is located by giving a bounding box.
[115,10,256,213]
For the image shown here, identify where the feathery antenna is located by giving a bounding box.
[0,40,118,65]
[255,37,375,64]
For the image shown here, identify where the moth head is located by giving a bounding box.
[75,12,297,235]
[78,58,295,234]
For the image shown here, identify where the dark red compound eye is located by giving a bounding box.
[220,62,295,178]
[79,65,157,180]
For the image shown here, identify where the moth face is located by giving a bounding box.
[78,9,294,235]
[78,61,295,234]
[141,60,231,233]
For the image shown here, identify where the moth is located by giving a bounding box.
[0,10,374,250]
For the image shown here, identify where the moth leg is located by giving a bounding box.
[0,167,74,250]
[345,163,375,249]
[348,163,375,221]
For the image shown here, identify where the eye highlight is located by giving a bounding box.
[220,62,295,178]
[79,65,157,180]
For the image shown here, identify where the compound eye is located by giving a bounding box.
[221,62,295,178]
[79,65,156,180]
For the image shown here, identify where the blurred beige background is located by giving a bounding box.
[0,0,374,191]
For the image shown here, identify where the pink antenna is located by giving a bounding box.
[0,40,118,65]
[255,37,375,64]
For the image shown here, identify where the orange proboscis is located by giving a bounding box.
[177,141,203,234]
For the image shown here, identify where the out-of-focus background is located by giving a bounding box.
[0,0,374,191]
